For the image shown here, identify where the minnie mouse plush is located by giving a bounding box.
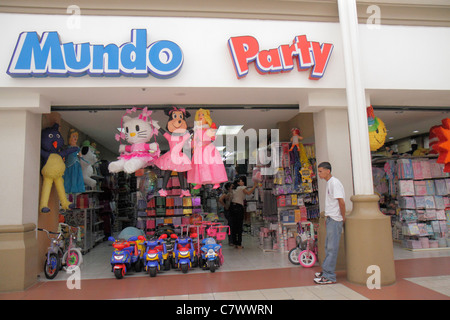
[155,107,192,197]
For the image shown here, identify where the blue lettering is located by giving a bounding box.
[90,44,120,76]
[7,29,183,79]
[8,31,66,77]
[147,40,184,79]
[63,42,91,76]
[119,29,148,76]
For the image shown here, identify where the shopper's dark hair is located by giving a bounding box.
[238,175,247,185]
[224,182,232,190]
[318,162,332,172]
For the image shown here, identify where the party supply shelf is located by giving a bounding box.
[372,155,450,250]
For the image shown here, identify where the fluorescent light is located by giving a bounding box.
[413,130,419,133]
[216,125,243,136]
[389,137,394,140]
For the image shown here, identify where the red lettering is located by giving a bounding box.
[227,36,260,78]
[256,48,282,74]
[295,35,313,70]
[278,43,297,71]
[309,41,334,80]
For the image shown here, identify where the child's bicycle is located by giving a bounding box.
[38,223,83,279]
[288,221,317,268]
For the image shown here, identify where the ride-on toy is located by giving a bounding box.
[199,237,222,272]
[288,221,317,268]
[143,236,170,277]
[109,235,145,279]
[173,234,198,273]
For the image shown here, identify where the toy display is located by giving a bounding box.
[155,107,192,197]
[288,221,317,268]
[172,233,198,273]
[143,236,170,277]
[431,118,450,172]
[63,129,85,194]
[367,105,387,151]
[40,123,78,213]
[187,108,228,189]
[109,107,161,174]
[199,237,222,272]
[108,235,145,279]
[37,223,83,279]
[289,128,303,152]
[79,141,98,188]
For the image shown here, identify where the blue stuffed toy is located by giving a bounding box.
[40,123,78,213]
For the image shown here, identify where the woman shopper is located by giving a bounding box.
[219,182,234,245]
[230,176,257,249]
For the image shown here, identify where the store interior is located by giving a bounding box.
[36,105,450,281]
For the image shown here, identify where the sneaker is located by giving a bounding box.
[314,277,335,285]
[314,272,323,278]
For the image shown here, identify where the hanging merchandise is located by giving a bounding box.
[187,108,228,190]
[79,140,99,188]
[155,107,192,197]
[40,123,79,213]
[63,128,85,194]
[367,105,387,151]
[431,118,450,172]
[109,107,161,174]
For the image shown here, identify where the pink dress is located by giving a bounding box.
[119,142,160,164]
[155,132,192,172]
[187,126,228,185]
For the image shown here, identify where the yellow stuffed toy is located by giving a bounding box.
[40,123,78,213]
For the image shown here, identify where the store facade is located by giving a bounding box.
[0,0,449,292]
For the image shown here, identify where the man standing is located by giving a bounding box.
[314,162,346,285]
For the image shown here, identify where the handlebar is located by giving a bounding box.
[37,228,63,241]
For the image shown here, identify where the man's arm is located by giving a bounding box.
[338,198,346,223]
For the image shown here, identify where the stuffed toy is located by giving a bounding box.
[40,123,78,213]
[63,129,85,194]
[367,105,387,151]
[108,107,160,174]
[289,128,303,152]
[80,141,98,188]
[187,108,228,189]
[431,118,450,172]
[155,106,192,197]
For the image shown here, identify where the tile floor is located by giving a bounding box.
[1,234,449,300]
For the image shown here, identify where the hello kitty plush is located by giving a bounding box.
[108,107,160,174]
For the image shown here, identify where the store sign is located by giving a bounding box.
[228,35,333,80]
[7,29,183,78]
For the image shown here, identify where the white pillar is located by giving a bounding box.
[313,108,354,212]
[337,0,373,195]
[0,110,41,226]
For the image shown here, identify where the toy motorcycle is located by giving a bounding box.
[143,237,170,277]
[109,236,145,279]
[173,234,198,273]
[199,237,222,273]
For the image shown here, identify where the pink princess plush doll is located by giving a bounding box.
[187,108,228,189]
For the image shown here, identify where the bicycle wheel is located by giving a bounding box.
[66,250,81,268]
[299,250,317,268]
[44,253,60,279]
[288,247,301,265]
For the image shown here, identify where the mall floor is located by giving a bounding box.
[1,234,449,300]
